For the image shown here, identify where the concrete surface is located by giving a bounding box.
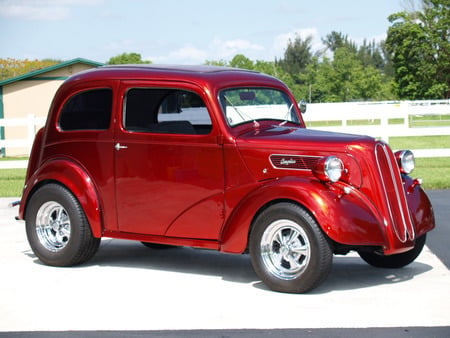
[0,192,449,333]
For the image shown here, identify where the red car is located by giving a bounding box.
[18,65,435,293]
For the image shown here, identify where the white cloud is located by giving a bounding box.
[0,0,102,21]
[210,38,264,59]
[147,38,264,64]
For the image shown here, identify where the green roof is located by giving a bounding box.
[0,58,103,86]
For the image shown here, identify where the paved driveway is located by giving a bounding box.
[0,191,449,334]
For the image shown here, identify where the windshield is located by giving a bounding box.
[219,88,300,127]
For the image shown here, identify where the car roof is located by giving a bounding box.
[66,64,287,90]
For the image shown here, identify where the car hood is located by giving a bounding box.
[234,124,378,185]
[235,124,373,152]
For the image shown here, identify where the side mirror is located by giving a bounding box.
[298,100,307,114]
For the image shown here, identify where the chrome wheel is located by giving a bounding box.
[35,201,71,252]
[260,219,311,280]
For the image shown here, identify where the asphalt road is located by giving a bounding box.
[0,191,449,337]
[426,190,450,269]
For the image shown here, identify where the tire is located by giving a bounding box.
[249,202,333,293]
[25,183,100,266]
[358,234,426,268]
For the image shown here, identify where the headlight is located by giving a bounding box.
[313,156,344,183]
[395,150,415,174]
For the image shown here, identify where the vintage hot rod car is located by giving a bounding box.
[18,65,435,293]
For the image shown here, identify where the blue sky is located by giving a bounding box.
[1,0,410,64]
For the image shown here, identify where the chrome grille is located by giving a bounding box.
[375,143,415,242]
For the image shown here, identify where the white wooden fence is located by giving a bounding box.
[0,100,449,168]
[0,115,46,150]
[304,99,450,158]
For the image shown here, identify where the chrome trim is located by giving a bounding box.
[375,143,415,242]
[269,154,322,171]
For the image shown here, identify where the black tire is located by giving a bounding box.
[249,202,333,293]
[358,234,427,268]
[141,242,177,250]
[25,183,100,266]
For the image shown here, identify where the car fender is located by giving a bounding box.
[20,159,103,238]
[220,177,384,254]
[403,176,435,237]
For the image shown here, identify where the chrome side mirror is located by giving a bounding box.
[298,100,307,114]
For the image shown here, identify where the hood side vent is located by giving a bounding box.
[270,155,321,170]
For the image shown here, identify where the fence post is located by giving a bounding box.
[379,114,389,144]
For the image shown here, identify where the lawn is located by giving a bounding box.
[0,168,26,197]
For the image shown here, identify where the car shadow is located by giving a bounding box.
[25,238,433,293]
[309,255,433,294]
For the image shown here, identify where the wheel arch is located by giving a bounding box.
[220,178,333,254]
[21,159,103,238]
[220,177,386,254]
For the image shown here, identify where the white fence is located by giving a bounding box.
[0,100,449,165]
[304,99,450,158]
[0,115,46,152]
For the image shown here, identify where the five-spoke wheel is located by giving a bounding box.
[25,184,100,266]
[250,202,332,293]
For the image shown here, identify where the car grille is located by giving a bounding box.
[375,143,415,242]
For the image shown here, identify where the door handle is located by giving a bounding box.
[115,143,128,151]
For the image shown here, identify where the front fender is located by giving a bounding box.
[20,159,103,238]
[404,176,435,237]
[220,177,384,254]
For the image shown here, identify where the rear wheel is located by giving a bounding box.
[25,184,100,266]
[358,234,426,268]
[249,202,332,293]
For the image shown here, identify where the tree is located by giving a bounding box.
[107,52,151,65]
[278,35,313,76]
[0,58,60,81]
[386,0,449,99]
[322,31,357,53]
[229,54,254,70]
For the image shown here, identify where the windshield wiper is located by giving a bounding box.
[224,95,259,127]
[279,103,295,126]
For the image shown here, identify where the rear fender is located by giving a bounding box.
[220,177,384,253]
[20,159,103,238]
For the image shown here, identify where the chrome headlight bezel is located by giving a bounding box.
[313,156,344,183]
[395,150,415,174]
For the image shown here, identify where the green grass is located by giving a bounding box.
[307,114,450,128]
[414,157,450,189]
[0,168,26,197]
[0,157,28,161]
[389,135,450,150]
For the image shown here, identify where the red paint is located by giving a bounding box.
[19,65,435,256]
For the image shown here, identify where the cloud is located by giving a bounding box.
[148,45,208,64]
[0,0,102,21]
[210,38,264,59]
[273,27,324,56]
[147,38,264,64]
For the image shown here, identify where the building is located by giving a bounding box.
[0,58,103,156]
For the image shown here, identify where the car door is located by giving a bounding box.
[114,81,225,239]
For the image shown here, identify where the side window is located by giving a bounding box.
[124,88,212,135]
[59,89,112,131]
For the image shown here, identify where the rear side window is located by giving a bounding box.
[124,88,212,135]
[59,89,112,131]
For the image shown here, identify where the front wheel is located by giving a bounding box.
[25,184,100,266]
[358,234,427,268]
[249,203,332,293]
